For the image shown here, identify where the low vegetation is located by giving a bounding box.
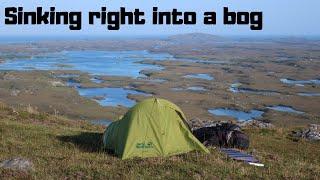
[0,34,319,178]
[0,103,319,179]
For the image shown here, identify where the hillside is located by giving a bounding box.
[0,103,319,179]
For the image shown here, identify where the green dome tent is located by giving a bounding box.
[103,98,209,159]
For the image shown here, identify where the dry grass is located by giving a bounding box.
[0,105,319,179]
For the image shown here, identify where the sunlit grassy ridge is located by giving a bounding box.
[0,103,319,179]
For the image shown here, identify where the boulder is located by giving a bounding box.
[0,158,34,172]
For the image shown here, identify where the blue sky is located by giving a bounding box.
[0,0,319,36]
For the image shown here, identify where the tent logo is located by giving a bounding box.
[136,142,154,149]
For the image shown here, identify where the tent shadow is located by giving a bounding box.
[57,132,104,153]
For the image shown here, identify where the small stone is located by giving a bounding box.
[10,89,20,96]
[0,158,34,172]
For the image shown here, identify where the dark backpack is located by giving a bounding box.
[192,123,249,149]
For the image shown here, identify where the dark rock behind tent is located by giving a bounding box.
[192,123,249,149]
[0,158,34,172]
[291,124,320,141]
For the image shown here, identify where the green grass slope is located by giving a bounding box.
[0,103,319,179]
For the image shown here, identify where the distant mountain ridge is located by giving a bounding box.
[167,33,227,44]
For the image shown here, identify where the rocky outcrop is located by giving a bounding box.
[50,81,65,87]
[291,124,320,141]
[240,120,275,129]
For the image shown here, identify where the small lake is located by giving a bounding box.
[280,78,320,86]
[90,119,113,126]
[137,77,167,83]
[229,83,280,96]
[184,74,214,80]
[187,86,207,91]
[77,87,151,107]
[267,105,304,114]
[54,74,80,78]
[171,86,208,92]
[66,79,81,88]
[298,92,320,97]
[209,108,264,122]
[171,87,184,91]
[0,50,173,78]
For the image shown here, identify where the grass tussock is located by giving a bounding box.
[0,104,319,179]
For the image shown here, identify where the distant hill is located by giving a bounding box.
[167,33,227,44]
